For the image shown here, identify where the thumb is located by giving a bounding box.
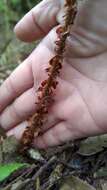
[14,0,60,42]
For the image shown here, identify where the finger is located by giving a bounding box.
[0,85,60,131]
[0,88,36,130]
[6,121,82,146]
[0,27,59,130]
[0,27,55,116]
[7,113,59,140]
[34,121,77,148]
[34,109,104,149]
[3,72,72,132]
[0,59,33,113]
[7,121,28,140]
[14,0,60,42]
[7,118,59,140]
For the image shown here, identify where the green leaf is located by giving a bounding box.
[0,163,28,182]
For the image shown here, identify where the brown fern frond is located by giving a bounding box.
[20,0,77,152]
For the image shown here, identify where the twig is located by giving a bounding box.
[0,165,36,189]
[32,156,56,180]
[40,170,81,190]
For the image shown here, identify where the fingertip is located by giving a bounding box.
[34,136,48,149]
[14,0,59,42]
[34,126,60,149]
[14,11,44,42]
[7,121,27,140]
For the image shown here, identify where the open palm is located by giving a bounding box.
[0,0,107,148]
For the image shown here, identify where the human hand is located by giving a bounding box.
[0,0,107,149]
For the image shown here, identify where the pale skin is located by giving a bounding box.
[0,0,107,148]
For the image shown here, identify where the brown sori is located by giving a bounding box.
[20,0,77,152]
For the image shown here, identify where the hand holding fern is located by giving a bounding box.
[0,0,107,148]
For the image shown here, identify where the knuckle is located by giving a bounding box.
[5,77,17,96]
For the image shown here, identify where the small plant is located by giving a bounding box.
[20,0,77,152]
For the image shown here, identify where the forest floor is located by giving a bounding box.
[0,2,107,190]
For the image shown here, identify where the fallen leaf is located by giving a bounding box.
[60,176,96,190]
[28,148,45,162]
[94,167,107,178]
[0,163,28,182]
[78,135,107,156]
[101,183,107,190]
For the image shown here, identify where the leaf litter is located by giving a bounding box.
[0,135,107,189]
